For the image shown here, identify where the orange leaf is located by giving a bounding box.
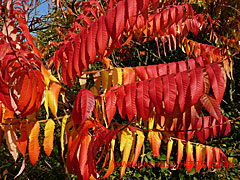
[132,130,144,167]
[176,139,184,169]
[148,131,162,157]
[186,141,194,173]
[206,146,213,170]
[101,138,116,179]
[195,144,203,173]
[16,121,28,157]
[48,82,61,117]
[44,120,55,157]
[28,121,40,165]
[123,67,135,85]
[166,138,173,165]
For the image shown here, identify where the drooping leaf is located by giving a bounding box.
[48,82,61,117]
[43,120,55,157]
[4,124,18,161]
[186,141,194,173]
[136,81,150,120]
[119,128,134,179]
[190,67,204,106]
[176,71,190,112]
[125,83,137,121]
[16,122,28,157]
[105,90,117,124]
[71,89,95,128]
[28,121,40,165]
[176,139,184,169]
[61,115,68,161]
[195,144,203,173]
[200,94,221,120]
[123,67,135,85]
[166,138,173,165]
[206,63,226,103]
[206,146,214,170]
[148,131,162,157]
[116,86,126,119]
[132,130,145,167]
[112,68,122,85]
[149,77,163,114]
[163,74,177,114]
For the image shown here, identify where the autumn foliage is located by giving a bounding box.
[0,0,239,179]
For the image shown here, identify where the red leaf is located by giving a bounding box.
[115,0,126,40]
[178,60,188,72]
[146,65,158,78]
[126,0,138,27]
[87,22,98,62]
[125,83,137,121]
[66,42,76,82]
[136,81,150,120]
[105,90,117,124]
[149,77,163,114]
[71,89,95,128]
[168,62,177,74]
[223,116,231,136]
[79,135,91,179]
[163,74,177,114]
[206,63,226,103]
[97,15,109,55]
[136,66,148,80]
[116,86,126,119]
[106,7,116,40]
[176,71,190,112]
[157,64,168,76]
[206,146,213,170]
[187,58,197,70]
[200,94,221,120]
[73,35,81,75]
[190,67,204,105]
[80,29,89,70]
[191,16,200,36]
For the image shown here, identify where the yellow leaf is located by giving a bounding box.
[186,141,194,173]
[41,65,50,86]
[148,112,155,129]
[44,88,49,118]
[43,120,55,157]
[48,82,61,117]
[112,68,123,86]
[166,138,173,165]
[101,70,112,93]
[61,115,68,161]
[120,128,134,179]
